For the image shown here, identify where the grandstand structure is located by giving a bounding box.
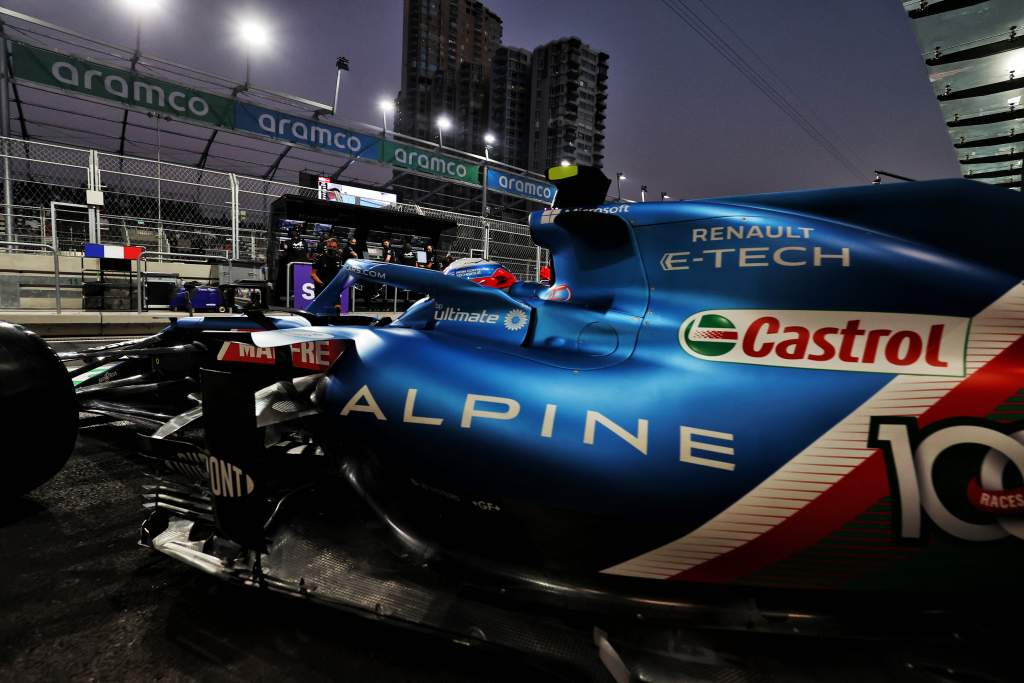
[0,7,548,289]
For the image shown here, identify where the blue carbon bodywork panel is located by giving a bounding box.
[303,181,1023,538]
[233,179,1024,586]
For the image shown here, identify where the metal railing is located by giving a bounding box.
[0,136,546,282]
[0,136,549,314]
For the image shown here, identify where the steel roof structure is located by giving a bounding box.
[0,8,543,219]
[905,0,1024,190]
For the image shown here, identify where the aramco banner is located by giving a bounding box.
[12,40,550,200]
[11,41,235,128]
[382,141,481,184]
[234,102,382,162]
[486,167,556,204]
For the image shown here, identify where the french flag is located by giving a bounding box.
[84,243,144,260]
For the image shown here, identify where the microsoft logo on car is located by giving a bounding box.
[682,314,737,356]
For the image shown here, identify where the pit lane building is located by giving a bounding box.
[906,0,1024,190]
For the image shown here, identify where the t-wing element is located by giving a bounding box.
[549,165,612,209]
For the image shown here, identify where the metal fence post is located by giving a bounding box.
[481,161,488,217]
[136,253,144,313]
[155,123,162,245]
[536,245,542,281]
[89,148,96,220]
[229,173,240,261]
[53,242,62,314]
[87,149,101,243]
[482,221,490,259]
[0,26,13,251]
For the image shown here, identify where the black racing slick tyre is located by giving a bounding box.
[0,322,78,498]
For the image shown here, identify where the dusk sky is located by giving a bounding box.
[5,0,956,199]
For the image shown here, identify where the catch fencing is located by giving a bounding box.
[0,136,546,282]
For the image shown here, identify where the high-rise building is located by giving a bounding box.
[528,37,609,173]
[488,46,532,169]
[397,0,502,152]
[395,2,609,213]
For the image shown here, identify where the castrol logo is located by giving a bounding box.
[679,310,969,376]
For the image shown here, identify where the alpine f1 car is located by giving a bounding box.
[4,166,1024,678]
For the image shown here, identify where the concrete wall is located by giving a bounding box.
[0,253,218,310]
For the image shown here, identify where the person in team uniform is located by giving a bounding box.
[423,243,438,270]
[370,237,399,301]
[380,237,398,264]
[344,237,363,263]
[311,238,344,297]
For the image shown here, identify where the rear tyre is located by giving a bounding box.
[0,322,78,498]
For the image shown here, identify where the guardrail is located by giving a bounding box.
[0,240,62,313]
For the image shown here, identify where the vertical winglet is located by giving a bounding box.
[201,369,269,551]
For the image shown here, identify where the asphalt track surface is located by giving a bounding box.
[3,442,1022,682]
[0,341,1019,681]
[0,435,557,683]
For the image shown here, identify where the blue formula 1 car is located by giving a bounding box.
[3,166,1024,677]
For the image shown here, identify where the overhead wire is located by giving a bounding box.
[658,0,866,181]
[690,0,871,175]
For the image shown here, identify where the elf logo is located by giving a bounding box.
[679,309,969,376]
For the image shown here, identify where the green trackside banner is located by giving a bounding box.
[382,141,480,184]
[10,41,235,128]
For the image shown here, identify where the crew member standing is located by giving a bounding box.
[344,237,363,263]
[311,237,344,297]
[371,237,398,301]
[380,237,398,264]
